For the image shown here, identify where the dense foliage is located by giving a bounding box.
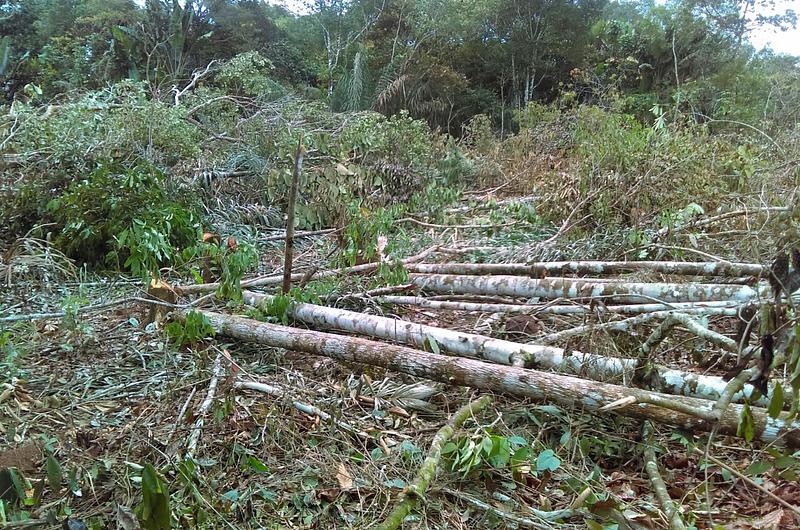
[1,0,798,278]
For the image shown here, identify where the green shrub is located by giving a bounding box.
[47,160,201,277]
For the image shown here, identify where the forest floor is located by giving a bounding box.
[2,187,800,530]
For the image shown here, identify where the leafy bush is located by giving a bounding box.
[164,311,216,347]
[46,161,201,277]
[511,102,769,228]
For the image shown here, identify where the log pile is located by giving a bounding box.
[166,252,799,526]
[171,256,798,448]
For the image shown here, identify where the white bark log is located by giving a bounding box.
[375,296,741,316]
[408,261,765,278]
[182,310,800,448]
[177,245,438,295]
[409,274,764,304]
[242,291,773,407]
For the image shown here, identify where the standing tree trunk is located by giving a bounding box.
[282,134,305,295]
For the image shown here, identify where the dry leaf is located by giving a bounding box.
[336,462,353,490]
[115,504,141,530]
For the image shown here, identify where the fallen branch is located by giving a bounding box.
[376,296,741,316]
[541,310,742,350]
[375,395,493,530]
[0,296,177,322]
[179,310,800,448]
[176,245,438,295]
[243,291,775,407]
[654,206,790,241]
[235,380,368,438]
[439,487,583,528]
[643,422,686,530]
[410,274,764,304]
[186,352,223,458]
[260,228,338,243]
[395,217,519,230]
[407,260,765,278]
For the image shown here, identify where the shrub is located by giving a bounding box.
[47,160,201,277]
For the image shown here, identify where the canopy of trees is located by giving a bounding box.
[1,0,797,133]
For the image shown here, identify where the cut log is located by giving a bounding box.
[242,291,774,407]
[375,296,741,316]
[408,261,765,278]
[178,310,800,448]
[409,274,764,304]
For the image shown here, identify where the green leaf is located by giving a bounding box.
[737,402,755,443]
[140,464,171,530]
[745,460,771,476]
[245,456,269,473]
[425,335,440,354]
[536,449,561,472]
[768,382,784,419]
[45,455,63,491]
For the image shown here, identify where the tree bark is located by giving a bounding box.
[282,135,305,294]
[376,295,741,316]
[410,274,763,304]
[178,310,800,448]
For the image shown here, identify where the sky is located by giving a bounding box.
[748,0,800,57]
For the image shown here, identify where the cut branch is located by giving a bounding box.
[176,245,438,295]
[407,261,765,278]
[376,296,741,316]
[376,396,493,530]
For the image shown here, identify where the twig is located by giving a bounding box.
[375,395,493,530]
[706,454,800,518]
[235,380,369,439]
[395,217,519,230]
[0,297,178,322]
[260,227,338,242]
[439,487,583,528]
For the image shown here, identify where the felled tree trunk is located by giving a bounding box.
[178,310,800,448]
[408,261,765,278]
[242,291,774,407]
[410,274,763,303]
[376,295,741,316]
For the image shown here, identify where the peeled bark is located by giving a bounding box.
[182,310,800,448]
[408,261,765,278]
[242,291,774,407]
[410,274,763,304]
